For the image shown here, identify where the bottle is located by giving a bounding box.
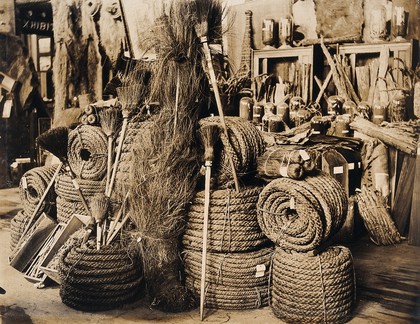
[372,104,387,125]
[253,104,264,130]
[343,100,357,117]
[276,102,289,126]
[289,96,304,127]
[311,116,325,135]
[239,97,254,121]
[335,115,351,137]
[389,91,406,122]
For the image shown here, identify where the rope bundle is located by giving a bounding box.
[199,117,265,187]
[56,196,87,223]
[19,166,57,218]
[55,173,105,203]
[271,246,355,323]
[257,146,316,179]
[59,239,143,311]
[257,171,347,253]
[183,246,273,310]
[355,187,402,245]
[183,187,270,252]
[67,125,108,181]
[10,210,29,251]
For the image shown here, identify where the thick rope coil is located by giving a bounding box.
[67,125,108,181]
[271,246,355,323]
[56,196,88,223]
[10,210,30,251]
[55,173,105,203]
[257,171,347,252]
[183,246,273,310]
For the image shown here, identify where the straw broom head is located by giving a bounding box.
[90,194,109,224]
[36,127,69,161]
[99,107,120,137]
[192,0,224,43]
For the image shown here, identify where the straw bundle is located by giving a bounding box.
[257,171,347,252]
[183,186,270,252]
[19,166,58,219]
[355,187,402,245]
[183,246,273,310]
[67,125,108,181]
[271,246,355,323]
[10,210,30,251]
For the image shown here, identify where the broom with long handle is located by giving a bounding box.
[199,123,220,321]
[195,22,240,193]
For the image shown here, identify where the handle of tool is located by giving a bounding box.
[105,137,113,194]
[106,213,131,245]
[106,191,129,244]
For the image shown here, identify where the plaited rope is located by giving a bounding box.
[55,173,105,202]
[67,125,108,181]
[183,246,273,310]
[183,187,270,253]
[257,171,347,252]
[270,246,355,324]
[9,210,30,251]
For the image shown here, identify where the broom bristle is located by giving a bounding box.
[90,194,109,223]
[99,107,120,137]
[199,123,220,161]
[36,127,69,160]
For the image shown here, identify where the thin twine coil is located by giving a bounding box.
[257,171,347,252]
[19,165,57,218]
[270,246,355,324]
[55,173,105,202]
[67,125,108,181]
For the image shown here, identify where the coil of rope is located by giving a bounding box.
[271,246,355,323]
[56,196,88,223]
[55,173,105,203]
[10,210,29,251]
[183,186,270,253]
[183,246,273,310]
[257,171,347,253]
[67,125,108,181]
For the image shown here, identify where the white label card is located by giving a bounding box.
[333,166,344,174]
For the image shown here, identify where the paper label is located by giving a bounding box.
[255,264,266,278]
[299,150,310,161]
[348,163,355,170]
[312,130,320,134]
[72,179,80,189]
[22,176,28,189]
[342,130,350,134]
[333,166,344,174]
[280,166,288,177]
[290,197,296,210]
[358,162,362,168]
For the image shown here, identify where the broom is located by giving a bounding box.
[90,194,109,250]
[194,13,240,193]
[198,122,220,321]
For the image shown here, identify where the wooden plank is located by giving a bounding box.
[408,141,420,246]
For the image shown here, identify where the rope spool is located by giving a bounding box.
[19,166,57,218]
[271,246,355,323]
[199,117,265,188]
[183,246,273,310]
[183,187,270,252]
[59,238,143,311]
[10,210,29,251]
[257,171,347,252]
[67,125,107,181]
[56,196,88,223]
[55,173,105,202]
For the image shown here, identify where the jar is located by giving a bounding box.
[389,91,406,122]
[289,96,304,127]
[253,104,264,129]
[343,100,357,117]
[311,116,326,135]
[262,19,275,47]
[239,97,254,121]
[268,114,285,132]
[327,95,345,115]
[262,102,276,132]
[357,101,372,120]
[372,104,387,125]
[276,102,290,126]
[296,108,313,127]
[335,115,351,137]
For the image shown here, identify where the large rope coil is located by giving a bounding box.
[10,210,29,251]
[67,125,107,181]
[257,171,347,252]
[55,173,105,203]
[271,246,355,323]
[56,196,87,223]
[183,246,273,310]
[19,165,57,219]
[183,186,270,252]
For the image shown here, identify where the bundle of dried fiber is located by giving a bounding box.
[271,246,355,323]
[355,187,402,245]
[128,0,223,313]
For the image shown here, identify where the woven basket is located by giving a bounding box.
[55,173,105,203]
[19,165,57,219]
[59,238,143,311]
[271,246,355,323]
[183,246,273,310]
[257,171,347,252]
[183,187,270,253]
[10,210,29,251]
[67,125,108,181]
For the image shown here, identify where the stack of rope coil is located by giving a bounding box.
[67,125,108,181]
[59,238,143,311]
[257,171,347,252]
[55,173,105,223]
[19,165,58,219]
[199,117,265,188]
[271,246,355,323]
[10,210,29,251]
[183,246,273,310]
[183,187,270,252]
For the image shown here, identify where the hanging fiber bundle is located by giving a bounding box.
[10,210,30,251]
[55,173,105,203]
[59,237,143,311]
[19,166,58,219]
[67,125,108,181]
[183,246,273,310]
[271,246,355,323]
[183,186,270,252]
[355,187,402,245]
[257,171,347,252]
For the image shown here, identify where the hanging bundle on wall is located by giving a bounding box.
[257,171,347,252]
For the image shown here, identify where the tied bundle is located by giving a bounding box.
[183,187,270,253]
[271,246,355,323]
[183,246,273,310]
[19,166,58,219]
[257,146,316,180]
[257,171,347,252]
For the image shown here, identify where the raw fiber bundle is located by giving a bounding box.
[19,166,58,219]
[56,196,88,224]
[183,186,270,252]
[257,146,316,179]
[67,125,108,181]
[183,246,273,310]
[271,246,355,323]
[10,211,30,251]
[55,173,105,203]
[199,117,266,188]
[355,187,402,245]
[59,236,143,312]
[257,171,347,252]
